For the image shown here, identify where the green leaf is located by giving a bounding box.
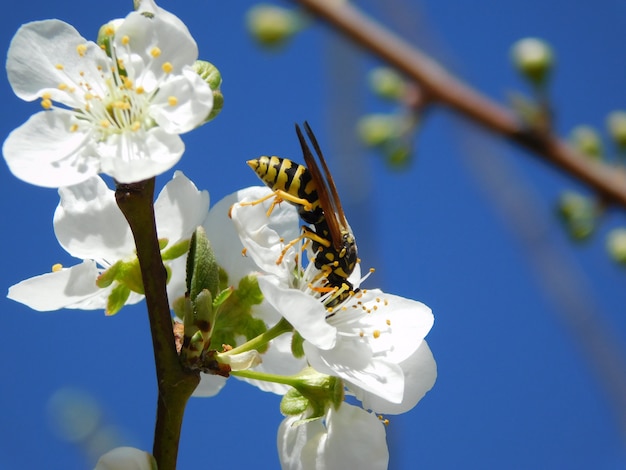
[186,227,219,301]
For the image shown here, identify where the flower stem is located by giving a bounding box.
[116,177,199,469]
[230,368,301,388]
[221,316,293,357]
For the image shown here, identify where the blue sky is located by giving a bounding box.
[2,1,626,468]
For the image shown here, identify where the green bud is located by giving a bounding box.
[570,125,603,160]
[193,61,224,123]
[246,4,300,48]
[607,111,626,150]
[368,67,407,101]
[186,227,219,301]
[607,228,626,264]
[280,368,344,422]
[357,114,402,148]
[511,37,554,87]
[557,191,597,241]
[194,61,222,91]
[194,289,214,331]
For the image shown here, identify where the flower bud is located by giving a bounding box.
[511,37,554,87]
[246,4,300,48]
[607,111,626,150]
[607,228,626,264]
[557,191,597,241]
[357,114,402,148]
[570,125,603,160]
[194,61,224,122]
[368,67,407,101]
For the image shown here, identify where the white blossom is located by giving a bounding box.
[230,186,437,412]
[278,403,389,470]
[7,172,208,314]
[3,1,212,187]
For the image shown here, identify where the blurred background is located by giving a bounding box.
[1,1,626,468]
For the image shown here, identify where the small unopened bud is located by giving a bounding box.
[194,61,224,122]
[511,37,554,87]
[570,126,603,160]
[607,228,626,264]
[607,111,626,150]
[557,191,597,241]
[357,114,402,148]
[246,4,300,48]
[369,67,407,101]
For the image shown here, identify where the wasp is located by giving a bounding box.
[247,122,358,307]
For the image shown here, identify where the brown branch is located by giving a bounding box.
[115,178,199,469]
[295,0,626,208]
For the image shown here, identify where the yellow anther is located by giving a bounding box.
[76,44,87,57]
[359,331,364,337]
[40,98,52,110]
[131,121,141,131]
[136,86,145,94]
[58,83,68,91]
[121,76,133,89]
[150,47,162,58]
[100,120,110,128]
[167,96,178,106]
[241,247,248,257]
[372,330,381,339]
[55,64,64,70]
[84,93,93,100]
[52,263,63,272]
[386,319,391,326]
[162,62,173,74]
[384,299,388,306]
[369,267,375,273]
[103,25,115,36]
[69,124,79,132]
[121,35,130,46]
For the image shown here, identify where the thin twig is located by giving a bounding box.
[295,0,626,208]
[116,178,199,469]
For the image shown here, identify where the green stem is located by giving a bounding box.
[115,178,199,469]
[221,317,293,357]
[230,368,301,388]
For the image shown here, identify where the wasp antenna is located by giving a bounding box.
[302,122,349,229]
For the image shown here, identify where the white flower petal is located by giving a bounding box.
[94,446,155,470]
[53,177,134,262]
[321,405,388,469]
[3,110,99,187]
[230,186,301,280]
[304,336,405,404]
[259,275,337,350]
[114,12,198,92]
[8,261,105,311]
[193,374,228,398]
[150,67,213,134]
[278,415,325,470]
[7,20,108,105]
[278,404,388,470]
[154,171,209,243]
[235,329,307,395]
[98,127,184,183]
[203,187,295,285]
[356,341,437,415]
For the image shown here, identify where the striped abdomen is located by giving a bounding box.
[247,156,324,225]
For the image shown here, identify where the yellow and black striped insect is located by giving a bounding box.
[247,122,358,306]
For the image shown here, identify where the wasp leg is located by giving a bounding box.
[237,189,313,218]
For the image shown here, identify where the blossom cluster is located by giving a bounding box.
[4,1,436,468]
